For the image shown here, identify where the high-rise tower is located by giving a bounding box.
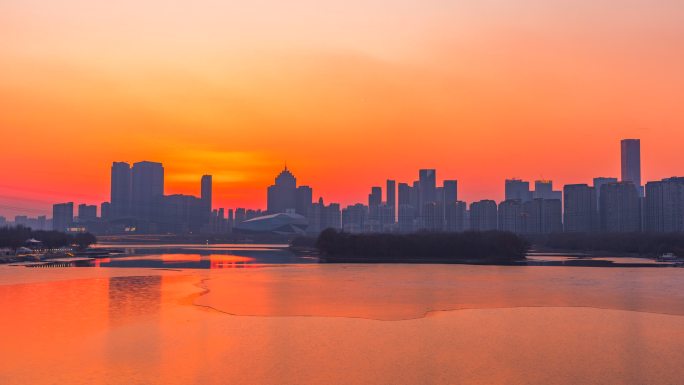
[418,169,436,214]
[110,162,131,218]
[621,139,642,196]
[201,175,212,213]
[131,161,164,220]
[266,166,297,214]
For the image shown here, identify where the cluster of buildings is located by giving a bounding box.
[2,138,683,237]
[32,161,225,235]
[253,138,683,236]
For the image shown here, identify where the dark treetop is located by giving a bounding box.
[315,229,529,263]
[0,226,96,250]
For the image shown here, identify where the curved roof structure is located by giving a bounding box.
[234,212,308,235]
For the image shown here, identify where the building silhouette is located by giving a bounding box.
[161,194,204,233]
[342,203,368,233]
[469,200,497,231]
[418,169,436,215]
[52,202,74,232]
[443,180,458,204]
[309,198,341,233]
[523,198,562,234]
[131,161,164,222]
[563,184,597,233]
[498,199,524,233]
[593,177,618,210]
[295,186,313,218]
[621,139,643,197]
[644,177,684,233]
[386,179,396,223]
[397,182,416,232]
[421,202,443,231]
[505,179,532,202]
[201,175,212,213]
[100,202,110,220]
[77,204,97,222]
[37,137,684,237]
[110,162,131,218]
[533,180,562,200]
[600,182,641,232]
[445,201,467,232]
[267,166,297,214]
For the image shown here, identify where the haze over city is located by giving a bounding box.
[2,0,684,217]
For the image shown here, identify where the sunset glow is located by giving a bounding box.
[2,0,683,216]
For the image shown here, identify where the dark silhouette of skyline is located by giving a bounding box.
[2,138,684,237]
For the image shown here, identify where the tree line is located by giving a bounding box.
[0,226,97,250]
[530,232,684,257]
[315,229,529,263]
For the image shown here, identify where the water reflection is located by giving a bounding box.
[93,244,313,268]
[108,276,162,325]
[94,254,259,269]
[1,266,684,384]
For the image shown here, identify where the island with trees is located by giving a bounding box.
[314,229,529,264]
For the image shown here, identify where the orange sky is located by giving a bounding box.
[1,0,683,217]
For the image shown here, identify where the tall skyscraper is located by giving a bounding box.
[563,184,597,233]
[443,180,458,204]
[621,139,642,196]
[397,182,416,232]
[386,180,396,206]
[131,161,164,221]
[386,179,396,223]
[593,177,618,210]
[368,186,381,206]
[110,162,131,218]
[201,175,212,213]
[367,186,382,231]
[266,166,297,214]
[505,179,532,202]
[418,169,436,212]
[52,202,74,232]
[296,186,313,217]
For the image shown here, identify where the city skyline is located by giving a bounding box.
[0,137,676,218]
[4,137,682,238]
